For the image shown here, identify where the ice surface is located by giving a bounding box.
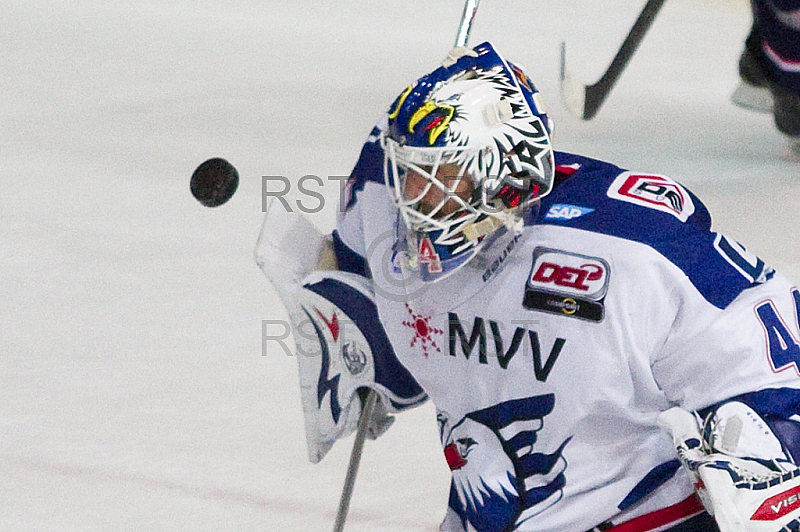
[2,0,799,530]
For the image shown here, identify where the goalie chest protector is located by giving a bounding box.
[337,147,800,531]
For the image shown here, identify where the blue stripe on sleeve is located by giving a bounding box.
[332,230,369,278]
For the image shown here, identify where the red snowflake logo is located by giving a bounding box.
[402,303,443,357]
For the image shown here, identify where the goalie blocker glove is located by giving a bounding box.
[658,403,800,531]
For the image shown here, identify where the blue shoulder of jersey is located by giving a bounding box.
[343,126,385,211]
[534,151,772,309]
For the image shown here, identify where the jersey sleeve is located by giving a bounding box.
[650,244,800,412]
[334,116,388,278]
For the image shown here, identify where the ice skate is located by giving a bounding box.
[732,29,800,140]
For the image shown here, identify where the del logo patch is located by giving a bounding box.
[607,172,695,222]
[523,248,610,322]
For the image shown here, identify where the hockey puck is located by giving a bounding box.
[190,157,239,207]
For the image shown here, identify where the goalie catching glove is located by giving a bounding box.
[255,201,426,463]
[658,403,800,531]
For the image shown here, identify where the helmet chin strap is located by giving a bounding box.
[462,211,522,242]
[462,216,502,241]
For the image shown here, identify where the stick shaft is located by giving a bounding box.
[332,390,378,532]
[454,0,481,48]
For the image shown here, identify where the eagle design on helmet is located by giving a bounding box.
[382,42,555,282]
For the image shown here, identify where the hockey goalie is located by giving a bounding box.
[256,41,800,531]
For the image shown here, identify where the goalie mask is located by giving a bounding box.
[382,42,555,282]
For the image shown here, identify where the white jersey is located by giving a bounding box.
[334,134,800,531]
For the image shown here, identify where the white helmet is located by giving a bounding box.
[382,42,554,282]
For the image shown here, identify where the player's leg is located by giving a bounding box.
[743,0,800,137]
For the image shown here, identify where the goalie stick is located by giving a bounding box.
[332,390,378,532]
[560,0,667,120]
[330,4,482,530]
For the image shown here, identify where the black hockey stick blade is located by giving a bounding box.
[731,82,773,113]
[560,0,667,120]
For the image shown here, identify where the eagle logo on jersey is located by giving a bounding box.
[438,395,572,531]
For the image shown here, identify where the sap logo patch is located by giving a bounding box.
[523,248,610,322]
[545,203,594,220]
[607,172,695,222]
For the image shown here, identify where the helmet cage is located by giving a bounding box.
[383,137,489,254]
